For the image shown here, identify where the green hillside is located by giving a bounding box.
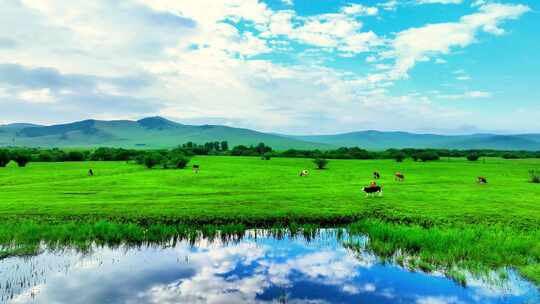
[0,117,328,150]
[292,131,540,151]
[2,117,540,150]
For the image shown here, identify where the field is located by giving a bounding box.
[1,156,540,284]
[0,156,539,226]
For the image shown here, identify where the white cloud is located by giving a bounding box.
[17,88,56,103]
[384,3,530,79]
[438,90,492,99]
[417,0,463,4]
[379,1,398,11]
[416,296,463,304]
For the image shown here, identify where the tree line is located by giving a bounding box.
[1,142,540,168]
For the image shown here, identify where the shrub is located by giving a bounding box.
[394,152,406,162]
[143,153,162,169]
[502,153,520,159]
[163,153,190,169]
[529,170,540,184]
[0,149,10,167]
[467,153,480,161]
[13,151,31,167]
[313,157,329,169]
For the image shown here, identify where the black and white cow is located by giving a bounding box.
[363,185,383,197]
[299,169,309,177]
[192,165,200,173]
[373,171,381,179]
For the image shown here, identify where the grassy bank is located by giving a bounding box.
[1,156,539,284]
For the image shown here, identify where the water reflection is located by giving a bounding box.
[1,230,538,304]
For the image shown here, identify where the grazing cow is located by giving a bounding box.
[373,171,381,179]
[299,169,309,177]
[88,169,94,176]
[395,172,405,181]
[363,185,383,197]
[192,165,200,173]
[477,176,487,184]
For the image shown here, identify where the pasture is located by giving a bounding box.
[0,156,539,227]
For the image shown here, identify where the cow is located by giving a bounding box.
[373,171,381,179]
[395,172,405,181]
[299,169,309,177]
[363,185,383,197]
[88,169,94,176]
[192,165,200,173]
[477,176,487,184]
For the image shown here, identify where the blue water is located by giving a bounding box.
[0,230,538,304]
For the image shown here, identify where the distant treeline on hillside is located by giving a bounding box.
[1,140,540,166]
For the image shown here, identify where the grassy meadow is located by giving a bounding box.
[0,156,539,226]
[1,156,540,284]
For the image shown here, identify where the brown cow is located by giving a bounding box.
[395,172,405,181]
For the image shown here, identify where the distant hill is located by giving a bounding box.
[0,117,326,150]
[290,131,540,151]
[1,117,540,150]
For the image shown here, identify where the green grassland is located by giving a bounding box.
[1,156,539,284]
[1,156,539,226]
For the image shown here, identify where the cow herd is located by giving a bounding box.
[86,162,489,199]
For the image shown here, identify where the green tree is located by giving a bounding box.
[67,151,85,161]
[221,141,229,151]
[13,151,31,167]
[394,152,406,162]
[163,152,191,169]
[313,157,329,169]
[0,149,10,167]
[417,151,440,162]
[143,153,162,169]
[467,153,480,161]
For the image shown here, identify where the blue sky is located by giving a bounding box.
[0,0,538,134]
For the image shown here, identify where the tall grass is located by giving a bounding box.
[346,219,540,285]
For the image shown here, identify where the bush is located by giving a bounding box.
[416,151,440,162]
[467,153,480,161]
[394,152,406,162]
[530,170,540,184]
[13,151,31,167]
[163,153,190,169]
[313,157,329,169]
[0,149,10,167]
[143,153,162,169]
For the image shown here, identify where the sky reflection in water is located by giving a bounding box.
[1,230,538,304]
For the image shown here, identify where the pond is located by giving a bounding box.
[1,230,538,304]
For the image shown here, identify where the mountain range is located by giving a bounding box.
[1,117,540,151]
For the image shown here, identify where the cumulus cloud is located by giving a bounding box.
[384,3,530,79]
